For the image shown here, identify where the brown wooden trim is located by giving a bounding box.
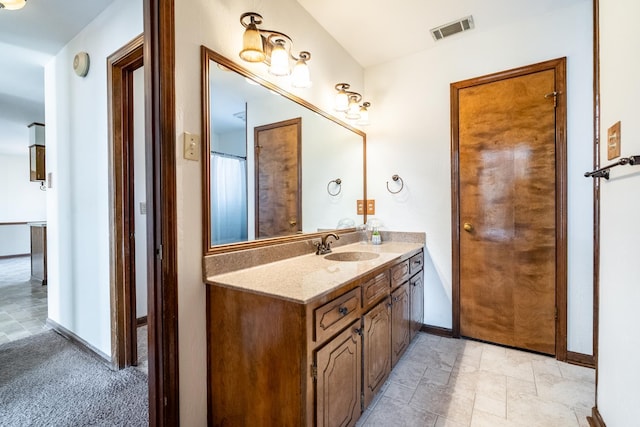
[592,0,601,395]
[420,324,454,338]
[588,406,606,427]
[450,58,568,360]
[566,351,596,369]
[46,318,111,365]
[137,315,148,326]
[200,47,365,255]
[144,0,179,425]
[108,34,144,371]
[0,221,32,226]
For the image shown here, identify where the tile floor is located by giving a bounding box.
[357,333,595,427]
[0,256,48,344]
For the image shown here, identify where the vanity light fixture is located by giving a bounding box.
[0,0,26,10]
[239,12,312,88]
[334,83,371,125]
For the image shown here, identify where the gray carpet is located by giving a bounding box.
[0,331,148,426]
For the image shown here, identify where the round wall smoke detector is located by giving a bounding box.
[73,52,90,77]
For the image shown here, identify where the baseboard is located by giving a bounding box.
[566,351,596,369]
[420,324,454,337]
[46,318,111,366]
[136,315,148,326]
[587,406,606,427]
[0,253,29,259]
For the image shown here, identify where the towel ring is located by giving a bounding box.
[327,178,342,196]
[386,174,404,194]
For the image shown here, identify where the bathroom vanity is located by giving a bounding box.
[205,241,424,427]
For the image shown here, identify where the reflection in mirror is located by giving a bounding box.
[202,46,366,254]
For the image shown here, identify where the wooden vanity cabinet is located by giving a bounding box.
[207,247,424,427]
[315,321,362,427]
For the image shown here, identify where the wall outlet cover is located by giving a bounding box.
[607,121,621,160]
[357,200,365,215]
[366,200,375,215]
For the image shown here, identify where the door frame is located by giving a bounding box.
[108,35,144,369]
[450,58,568,361]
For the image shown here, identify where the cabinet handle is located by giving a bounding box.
[354,328,364,336]
[338,306,348,316]
[393,296,400,302]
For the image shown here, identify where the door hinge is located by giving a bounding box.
[311,363,317,381]
[156,244,163,260]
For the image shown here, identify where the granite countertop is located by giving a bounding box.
[206,241,424,304]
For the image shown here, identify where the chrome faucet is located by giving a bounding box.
[315,233,339,255]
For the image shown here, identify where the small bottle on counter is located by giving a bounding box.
[371,227,382,245]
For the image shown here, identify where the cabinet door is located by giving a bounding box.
[363,298,391,408]
[316,321,362,427]
[391,282,411,367]
[410,272,424,340]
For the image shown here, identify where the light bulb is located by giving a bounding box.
[291,57,311,88]
[239,21,266,63]
[268,40,290,76]
[334,88,349,112]
[345,96,361,120]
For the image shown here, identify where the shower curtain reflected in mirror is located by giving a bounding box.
[210,153,248,245]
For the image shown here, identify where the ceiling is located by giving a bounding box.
[0,0,587,154]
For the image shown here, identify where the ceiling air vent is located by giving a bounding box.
[431,15,474,41]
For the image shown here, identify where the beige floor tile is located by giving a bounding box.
[410,384,474,426]
[506,376,537,399]
[476,371,507,402]
[363,396,438,427]
[474,393,506,418]
[471,408,522,427]
[435,415,468,427]
[384,382,416,404]
[480,350,534,382]
[534,372,594,409]
[507,394,580,427]
[531,358,563,378]
[558,362,595,383]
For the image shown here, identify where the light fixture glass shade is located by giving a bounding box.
[239,23,266,63]
[357,106,370,125]
[0,0,27,9]
[345,97,361,120]
[334,89,349,112]
[291,58,311,88]
[268,40,290,76]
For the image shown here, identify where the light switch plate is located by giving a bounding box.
[357,200,365,215]
[607,121,621,160]
[183,132,200,161]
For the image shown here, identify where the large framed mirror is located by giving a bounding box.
[201,46,367,254]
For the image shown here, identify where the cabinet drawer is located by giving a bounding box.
[362,271,390,309]
[390,260,409,288]
[409,252,424,275]
[314,288,361,343]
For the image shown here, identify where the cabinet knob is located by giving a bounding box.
[354,328,364,336]
[463,222,473,232]
[338,306,348,316]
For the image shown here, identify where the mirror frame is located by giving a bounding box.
[201,46,367,255]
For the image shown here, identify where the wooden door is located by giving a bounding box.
[452,58,567,356]
[254,118,302,238]
[363,299,391,408]
[391,282,411,367]
[316,321,362,427]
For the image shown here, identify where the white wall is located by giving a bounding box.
[596,0,640,424]
[133,66,147,319]
[364,1,594,354]
[44,0,143,355]
[0,152,47,256]
[174,0,363,424]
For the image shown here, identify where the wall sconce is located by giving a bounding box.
[0,0,27,10]
[334,83,371,125]
[239,12,312,88]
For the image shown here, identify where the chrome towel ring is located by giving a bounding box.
[386,174,404,194]
[327,178,342,196]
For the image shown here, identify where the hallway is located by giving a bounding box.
[0,256,48,344]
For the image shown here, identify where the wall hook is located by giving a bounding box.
[327,178,342,196]
[386,174,404,194]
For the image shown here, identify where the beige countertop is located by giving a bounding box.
[206,241,424,304]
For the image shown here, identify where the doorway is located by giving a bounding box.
[451,58,567,358]
[108,35,147,369]
[254,118,302,238]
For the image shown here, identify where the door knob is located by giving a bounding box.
[289,219,297,226]
[463,222,473,232]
